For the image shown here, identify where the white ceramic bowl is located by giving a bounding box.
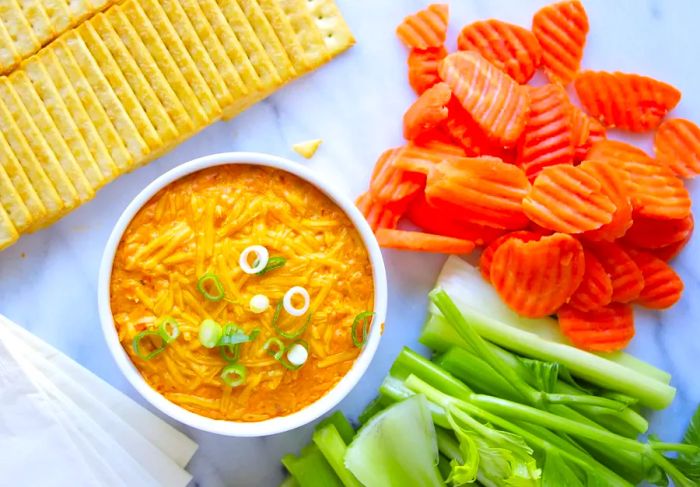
[98,152,387,436]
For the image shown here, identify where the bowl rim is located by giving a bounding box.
[97,152,387,437]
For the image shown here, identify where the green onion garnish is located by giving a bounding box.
[281,339,309,370]
[220,363,247,387]
[220,344,240,363]
[157,316,180,343]
[217,325,261,362]
[196,273,225,302]
[352,311,375,348]
[132,330,167,360]
[256,256,287,275]
[198,319,223,348]
[263,337,285,361]
[272,301,312,339]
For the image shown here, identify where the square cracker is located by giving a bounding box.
[47,38,133,173]
[30,50,117,185]
[0,19,21,72]
[197,0,262,93]
[253,0,308,69]
[77,22,162,153]
[18,1,54,44]
[0,1,40,61]
[9,71,94,202]
[169,0,247,102]
[117,2,209,128]
[0,203,19,251]
[274,0,330,68]
[0,84,64,218]
[135,0,223,120]
[0,154,32,232]
[234,0,296,82]
[0,78,79,212]
[305,0,355,57]
[61,32,150,166]
[41,0,72,35]
[99,9,193,136]
[215,0,282,89]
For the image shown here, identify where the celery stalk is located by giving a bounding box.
[433,256,671,385]
[282,444,343,487]
[318,411,355,444]
[428,287,675,409]
[313,425,362,487]
[279,476,300,487]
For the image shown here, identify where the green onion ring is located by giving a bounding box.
[256,256,287,276]
[220,363,247,387]
[272,301,312,339]
[157,316,180,343]
[196,273,225,302]
[198,319,223,349]
[263,337,285,361]
[280,339,309,370]
[132,330,167,360]
[219,344,241,363]
[352,311,375,348]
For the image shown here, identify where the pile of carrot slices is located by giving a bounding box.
[357,0,700,352]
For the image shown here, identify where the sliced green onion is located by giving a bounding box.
[220,344,241,363]
[220,363,247,387]
[196,273,225,302]
[264,337,285,360]
[256,256,287,276]
[352,311,375,348]
[198,319,223,348]
[217,324,260,347]
[272,301,312,339]
[157,316,180,343]
[278,340,309,370]
[132,330,167,360]
[285,339,309,368]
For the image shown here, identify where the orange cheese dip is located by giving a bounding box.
[110,165,374,422]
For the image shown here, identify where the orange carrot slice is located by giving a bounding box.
[490,233,585,317]
[396,4,449,50]
[443,98,512,158]
[426,156,531,229]
[376,228,475,254]
[356,192,401,232]
[393,142,468,176]
[586,241,644,303]
[628,249,684,309]
[403,82,452,140]
[407,193,506,245]
[479,230,541,281]
[586,139,649,164]
[532,0,589,84]
[456,19,542,84]
[578,160,633,241]
[407,47,448,95]
[558,303,634,352]
[568,249,613,312]
[654,118,700,178]
[517,84,575,180]
[439,51,530,146]
[650,228,693,262]
[622,215,693,250]
[574,71,681,132]
[369,149,425,209]
[412,128,466,155]
[522,165,616,233]
[571,106,591,160]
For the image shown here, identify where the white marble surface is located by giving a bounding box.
[1,0,700,485]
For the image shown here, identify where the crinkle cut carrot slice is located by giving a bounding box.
[407,193,506,245]
[628,249,684,309]
[532,0,589,84]
[479,230,541,281]
[376,228,475,254]
[650,228,692,262]
[396,3,449,50]
[425,156,531,229]
[490,233,585,317]
[578,160,633,241]
[568,249,613,312]
[456,19,542,84]
[407,47,448,95]
[522,164,616,233]
[654,118,700,178]
[574,71,681,132]
[571,106,592,161]
[586,139,649,164]
[356,192,401,232]
[586,241,644,303]
[622,214,693,250]
[517,84,575,181]
[558,303,634,352]
[443,97,512,159]
[439,51,530,146]
[403,82,452,140]
[393,140,468,176]
[369,149,425,208]
[412,128,466,155]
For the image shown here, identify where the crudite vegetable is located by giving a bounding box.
[279,257,699,486]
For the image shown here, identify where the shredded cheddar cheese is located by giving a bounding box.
[110,165,374,422]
